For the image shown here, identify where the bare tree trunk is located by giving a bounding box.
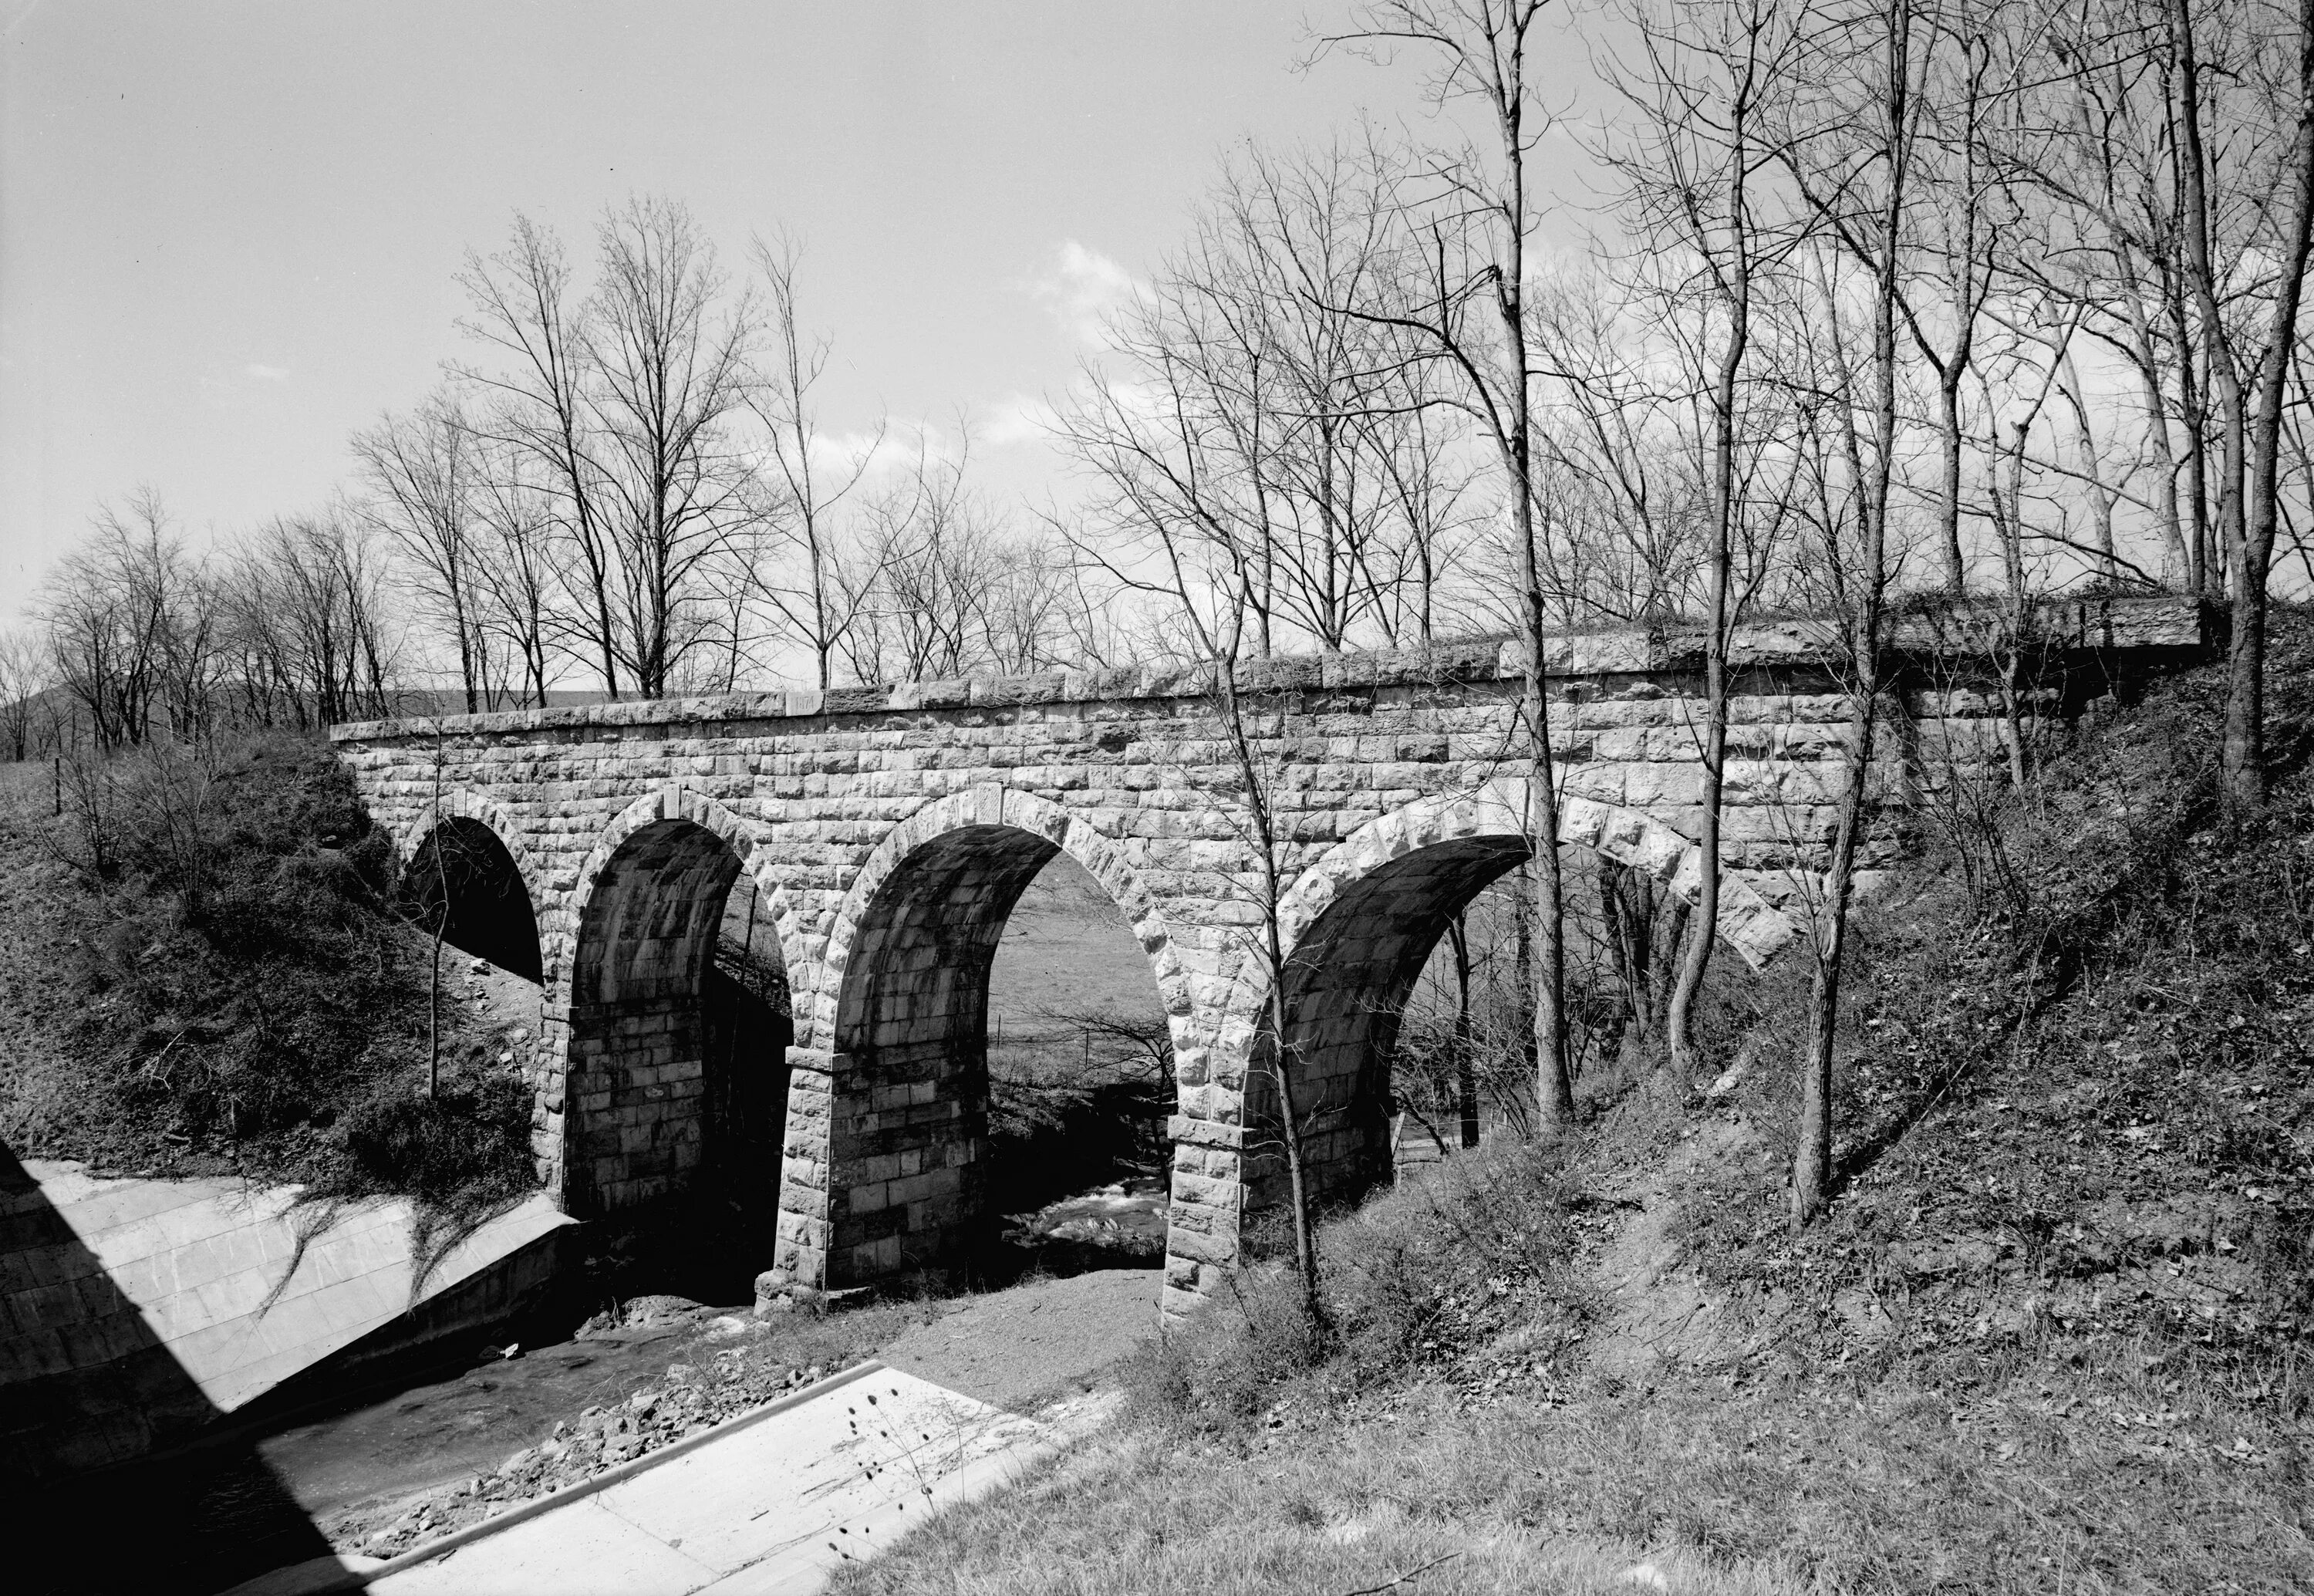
[1793,0,1908,1228]
[427,738,447,1102]
[1936,373,1967,592]
[1667,239,1746,1076]
[1327,0,1573,1135]
[1793,686,1876,1222]
[1215,663,1330,1345]
[1447,912,1479,1149]
[2225,0,2314,811]
[2168,0,2247,605]
[2056,344,2120,582]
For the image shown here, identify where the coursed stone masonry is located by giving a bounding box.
[330,597,2212,1318]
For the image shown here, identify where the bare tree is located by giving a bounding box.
[2219,0,2314,807]
[1323,0,1579,1136]
[583,197,762,697]
[747,233,885,690]
[834,437,1072,682]
[0,629,52,761]
[1606,0,1805,1079]
[1057,134,1482,657]
[1776,0,1923,1226]
[41,490,211,750]
[221,510,399,729]
[1904,0,2018,594]
[2140,0,2314,804]
[467,433,562,707]
[456,216,627,698]
[353,392,487,713]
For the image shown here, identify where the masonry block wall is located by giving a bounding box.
[331,598,2212,1316]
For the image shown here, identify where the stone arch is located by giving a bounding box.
[1213,786,1802,1221]
[557,787,806,1219]
[561,786,811,1000]
[800,785,1190,1048]
[1239,785,1800,1031]
[399,795,545,984]
[774,785,1187,1291]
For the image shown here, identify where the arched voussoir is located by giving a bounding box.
[1227,784,1801,1038]
[770,784,1192,1294]
[799,785,1190,1052]
[562,785,810,1004]
[396,790,545,914]
[555,784,806,1219]
[1558,794,1799,973]
[397,791,548,985]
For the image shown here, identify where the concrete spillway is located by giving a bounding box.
[2,1152,574,1480]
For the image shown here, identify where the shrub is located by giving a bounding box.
[1128,1139,1591,1429]
[330,1069,536,1211]
[0,731,534,1215]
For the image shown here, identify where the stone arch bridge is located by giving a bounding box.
[330,599,2208,1317]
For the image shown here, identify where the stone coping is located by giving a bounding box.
[331,595,2212,744]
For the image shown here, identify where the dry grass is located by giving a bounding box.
[834,1415,1806,1596]
[838,618,2314,1595]
[842,1297,2310,1595]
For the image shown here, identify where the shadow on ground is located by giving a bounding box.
[2,1139,335,1594]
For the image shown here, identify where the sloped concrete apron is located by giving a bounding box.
[2,1158,573,1476]
[232,1361,1093,1596]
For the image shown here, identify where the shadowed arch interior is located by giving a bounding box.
[1249,833,1532,1223]
[826,823,1064,1284]
[565,818,792,1218]
[405,818,542,984]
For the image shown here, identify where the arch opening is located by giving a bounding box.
[984,852,1176,1271]
[1250,823,1768,1231]
[826,822,1171,1287]
[565,818,793,1232]
[405,817,542,984]
[1250,834,1530,1223]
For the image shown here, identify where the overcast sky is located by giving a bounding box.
[0,2,1611,630]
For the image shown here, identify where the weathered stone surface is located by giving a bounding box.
[330,600,2204,1312]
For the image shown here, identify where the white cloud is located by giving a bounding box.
[245,363,291,382]
[979,393,1059,447]
[805,417,961,482]
[1018,241,1138,346]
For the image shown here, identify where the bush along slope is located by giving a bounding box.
[835,618,2314,1596]
[1682,609,2314,1386]
[0,734,533,1219]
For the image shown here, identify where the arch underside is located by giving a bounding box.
[523,777,1798,1301]
[406,817,543,984]
[1248,833,1531,1223]
[825,823,1063,1284]
[566,818,792,1216]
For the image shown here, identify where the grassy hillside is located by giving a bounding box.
[834,618,2314,1596]
[0,735,532,1215]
